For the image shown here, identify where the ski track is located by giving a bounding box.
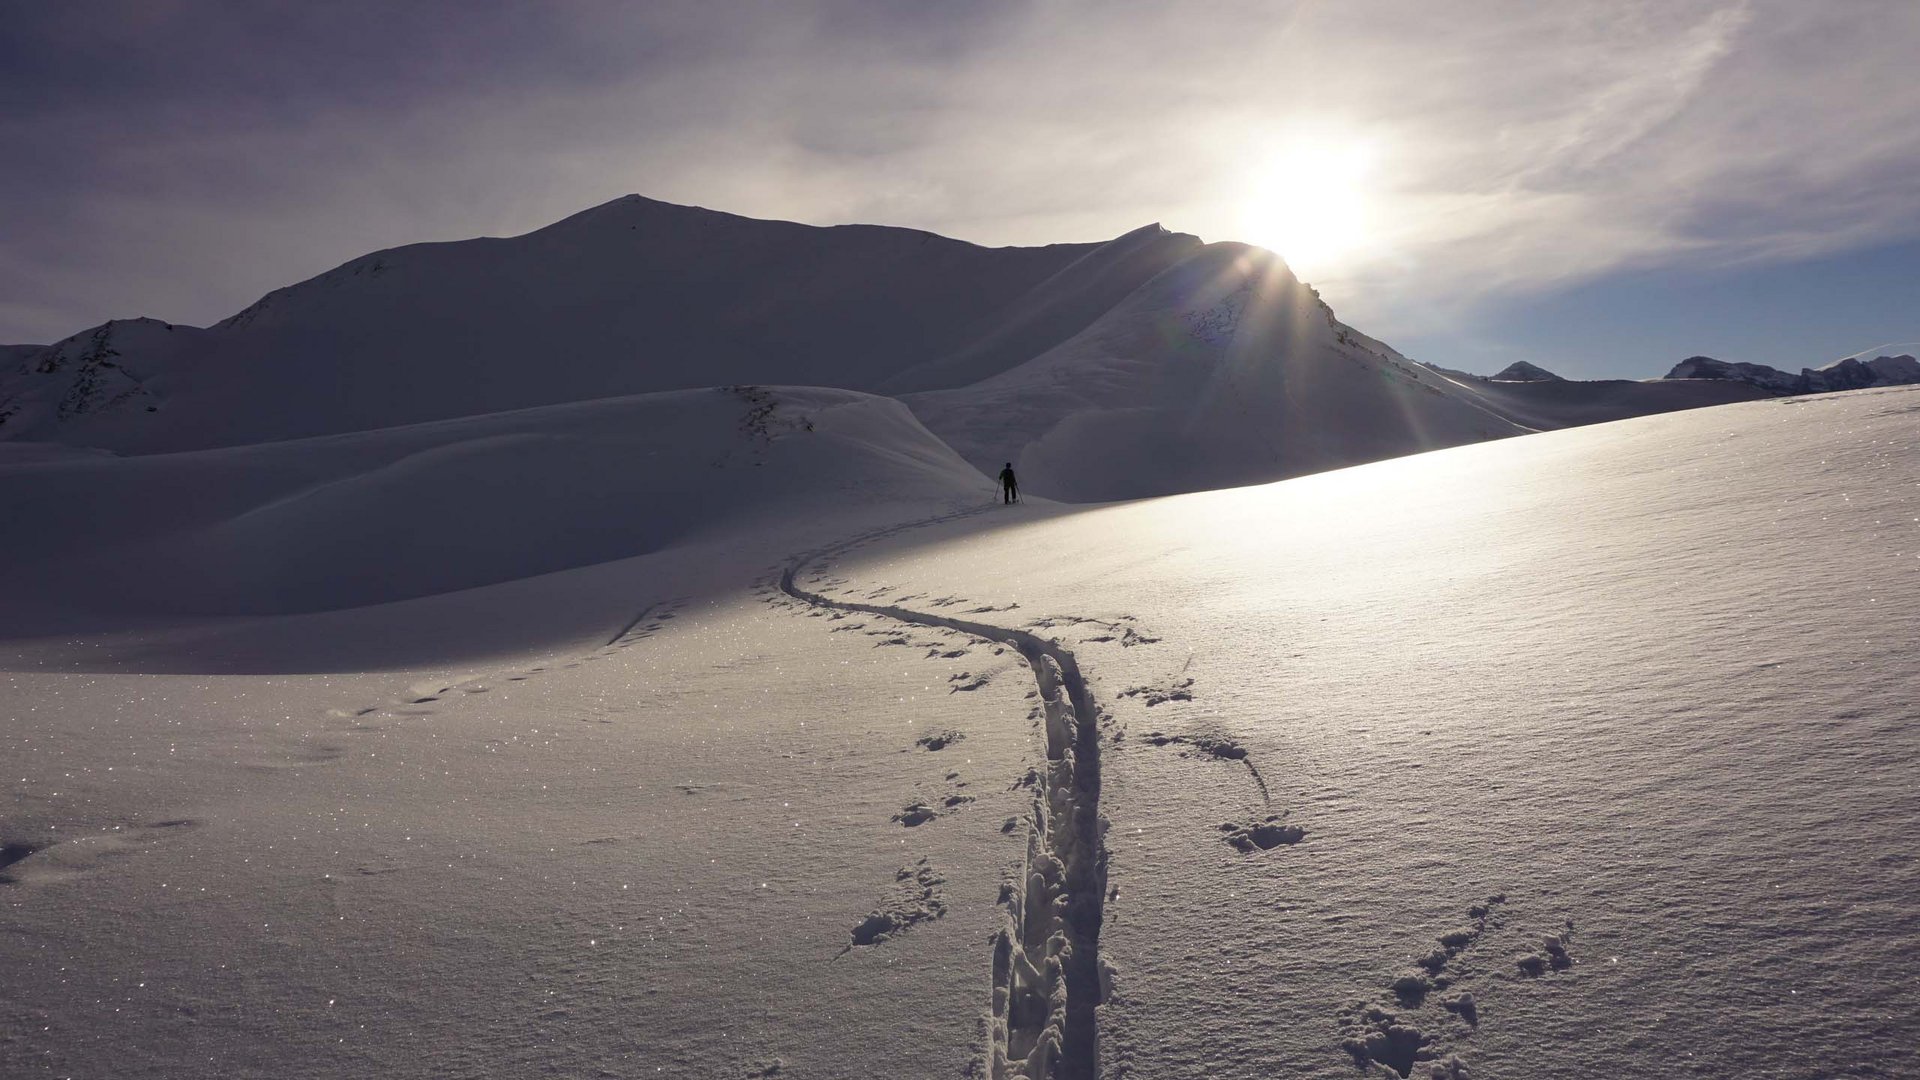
[604,599,664,647]
[777,508,1110,1080]
[331,598,689,719]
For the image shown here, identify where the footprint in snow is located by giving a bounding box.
[892,803,938,827]
[1120,677,1194,706]
[1339,894,1514,1077]
[1219,816,1305,852]
[0,819,200,887]
[841,860,946,953]
[242,740,348,771]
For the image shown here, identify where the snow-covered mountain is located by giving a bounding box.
[1666,351,1920,394]
[0,343,43,367]
[1417,363,1774,432]
[906,243,1528,501]
[0,385,986,628]
[0,194,1817,505]
[0,196,1198,454]
[0,197,1540,503]
[1489,360,1564,382]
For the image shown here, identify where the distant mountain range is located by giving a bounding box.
[0,195,1903,501]
[1665,353,1920,395]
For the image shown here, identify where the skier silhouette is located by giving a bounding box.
[998,462,1018,504]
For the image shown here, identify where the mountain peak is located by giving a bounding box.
[1491,361,1564,382]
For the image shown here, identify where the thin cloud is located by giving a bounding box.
[1,0,1915,348]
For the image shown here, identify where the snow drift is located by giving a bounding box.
[0,385,986,624]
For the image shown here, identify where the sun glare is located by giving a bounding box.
[1238,139,1378,279]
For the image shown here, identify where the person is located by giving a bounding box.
[998,462,1018,504]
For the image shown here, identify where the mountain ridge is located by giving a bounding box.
[1,194,1185,453]
[0,193,1895,501]
[1666,352,1920,395]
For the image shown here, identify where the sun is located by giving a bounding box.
[1237,138,1378,279]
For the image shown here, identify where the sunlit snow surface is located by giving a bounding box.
[799,385,1920,1078]
[4,385,1918,1077]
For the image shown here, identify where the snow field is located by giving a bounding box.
[2,586,1048,1077]
[0,385,989,642]
[3,375,1916,1077]
[792,385,1920,1077]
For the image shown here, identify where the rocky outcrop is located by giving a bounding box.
[0,319,181,431]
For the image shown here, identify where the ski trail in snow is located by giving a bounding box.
[603,600,663,647]
[778,515,1109,1080]
[322,598,689,738]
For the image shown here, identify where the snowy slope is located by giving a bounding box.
[905,243,1528,502]
[0,319,206,433]
[3,384,1915,1078]
[0,197,1195,453]
[876,223,1204,395]
[1,584,1047,1078]
[0,385,988,631]
[793,383,1920,1078]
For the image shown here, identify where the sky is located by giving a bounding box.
[2,0,1917,378]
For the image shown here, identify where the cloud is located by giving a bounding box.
[1,0,1916,344]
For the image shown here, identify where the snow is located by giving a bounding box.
[1665,354,1811,393]
[1831,352,1920,384]
[0,344,45,368]
[906,243,1526,501]
[1,592,1039,1078]
[1430,369,1774,431]
[784,384,1920,1077]
[5,380,1916,1077]
[0,197,1193,454]
[1487,361,1563,382]
[0,386,1033,1077]
[1667,352,1920,396]
[4,196,1801,506]
[4,189,1918,1077]
[0,385,985,633]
